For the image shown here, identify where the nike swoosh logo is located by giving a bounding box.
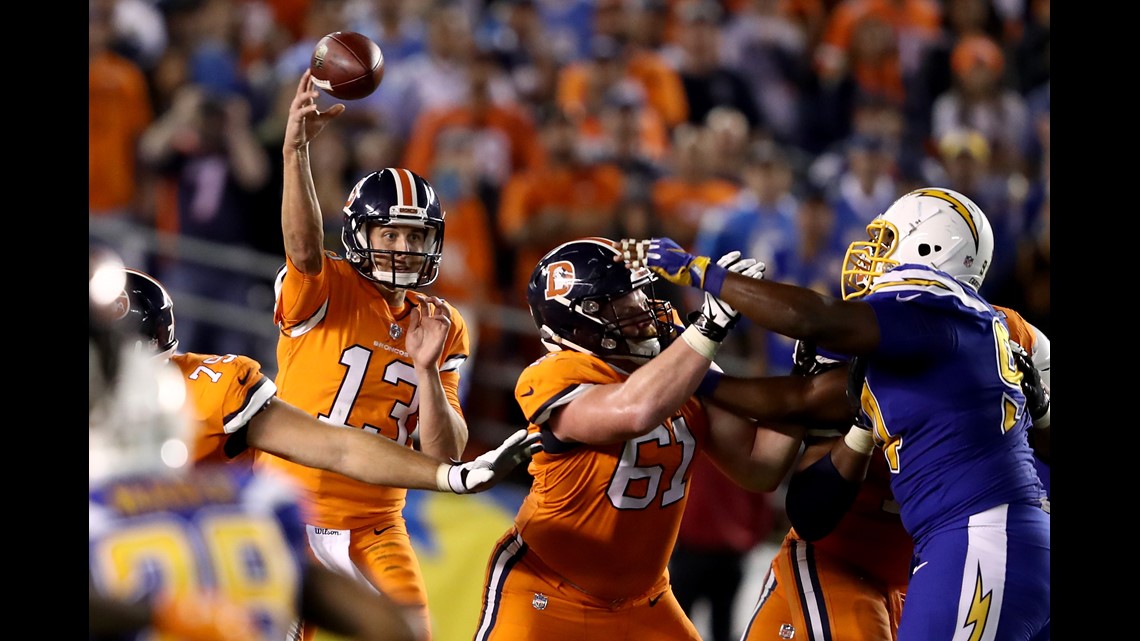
[648,592,664,607]
[520,387,535,397]
[896,293,921,302]
[237,371,251,386]
[373,525,395,537]
[912,561,929,575]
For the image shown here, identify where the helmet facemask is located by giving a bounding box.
[841,220,899,300]
[341,169,447,290]
[344,217,443,289]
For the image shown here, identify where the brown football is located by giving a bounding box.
[309,31,385,100]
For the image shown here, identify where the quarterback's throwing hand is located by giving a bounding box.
[439,429,543,494]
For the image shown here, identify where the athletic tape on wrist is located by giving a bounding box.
[681,325,720,360]
[843,427,875,455]
[436,464,455,493]
[1035,405,1050,430]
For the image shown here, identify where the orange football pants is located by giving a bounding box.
[473,529,702,641]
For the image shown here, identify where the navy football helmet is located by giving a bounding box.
[342,168,445,288]
[527,237,678,362]
[116,269,179,361]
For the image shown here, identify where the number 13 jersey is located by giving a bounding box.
[255,253,470,529]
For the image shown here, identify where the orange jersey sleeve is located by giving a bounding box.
[173,352,277,468]
[993,304,1037,354]
[259,255,471,529]
[512,350,710,601]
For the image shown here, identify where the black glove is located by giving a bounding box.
[791,340,845,377]
[845,356,868,415]
[1012,344,1050,421]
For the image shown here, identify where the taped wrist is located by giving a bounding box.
[1034,405,1050,429]
[784,453,862,541]
[681,324,720,360]
[843,426,875,455]
[436,464,464,494]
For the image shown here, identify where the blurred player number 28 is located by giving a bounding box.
[310,31,385,101]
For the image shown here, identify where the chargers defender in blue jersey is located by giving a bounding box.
[620,187,1049,641]
[88,243,419,641]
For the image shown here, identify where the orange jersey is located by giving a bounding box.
[256,252,470,529]
[174,352,278,469]
[512,350,709,601]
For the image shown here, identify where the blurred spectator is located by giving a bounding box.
[104,0,170,71]
[704,106,753,183]
[1013,0,1049,95]
[625,0,672,52]
[361,0,517,138]
[810,0,942,152]
[90,0,156,269]
[815,0,942,84]
[558,33,689,130]
[720,0,815,146]
[475,0,564,105]
[349,0,428,66]
[934,129,1025,307]
[670,450,777,641]
[567,42,671,163]
[652,124,743,248]
[402,47,544,206]
[693,139,799,374]
[423,129,500,407]
[138,86,272,360]
[590,89,666,190]
[930,33,1030,176]
[671,0,765,129]
[905,0,1003,148]
[817,132,899,248]
[497,110,625,306]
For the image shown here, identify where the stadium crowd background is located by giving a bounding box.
[89,0,1049,638]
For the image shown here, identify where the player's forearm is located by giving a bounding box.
[339,429,445,491]
[616,329,718,432]
[414,373,468,460]
[281,146,325,273]
[719,274,877,354]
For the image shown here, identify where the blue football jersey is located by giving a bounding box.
[89,466,306,640]
[859,265,1046,541]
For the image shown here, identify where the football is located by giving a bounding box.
[309,31,385,101]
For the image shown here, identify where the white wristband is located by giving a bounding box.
[435,464,454,493]
[843,427,875,455]
[680,325,720,360]
[1034,406,1050,430]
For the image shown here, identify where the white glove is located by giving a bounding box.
[437,429,543,494]
[693,251,766,338]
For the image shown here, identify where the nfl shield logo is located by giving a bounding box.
[532,593,548,611]
[779,623,795,639]
[389,323,403,340]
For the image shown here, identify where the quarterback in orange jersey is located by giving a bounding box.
[472,238,813,641]
[259,70,477,641]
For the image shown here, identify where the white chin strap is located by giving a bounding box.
[370,267,420,287]
[627,337,661,358]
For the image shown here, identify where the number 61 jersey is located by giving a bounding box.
[88,466,306,640]
[512,349,710,602]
